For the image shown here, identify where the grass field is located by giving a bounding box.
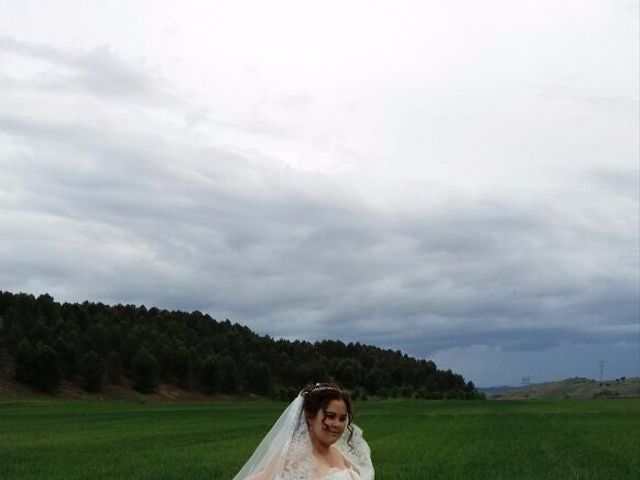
[1,398,638,479]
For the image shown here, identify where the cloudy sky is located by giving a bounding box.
[1,0,638,386]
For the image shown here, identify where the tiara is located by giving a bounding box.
[300,383,343,396]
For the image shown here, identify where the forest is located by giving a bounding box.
[0,291,482,399]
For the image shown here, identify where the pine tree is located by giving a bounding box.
[218,355,240,394]
[15,341,61,393]
[245,361,272,395]
[197,355,219,393]
[132,347,159,393]
[106,350,122,384]
[80,350,106,392]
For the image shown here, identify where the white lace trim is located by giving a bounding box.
[279,415,315,480]
[278,420,374,480]
[335,425,374,480]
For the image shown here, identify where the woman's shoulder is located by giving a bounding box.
[332,425,374,480]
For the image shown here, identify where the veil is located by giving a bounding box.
[231,394,374,480]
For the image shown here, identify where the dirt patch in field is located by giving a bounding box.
[0,375,258,402]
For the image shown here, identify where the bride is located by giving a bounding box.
[232,383,375,480]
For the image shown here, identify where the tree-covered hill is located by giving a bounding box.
[0,291,481,399]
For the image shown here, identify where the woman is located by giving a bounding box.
[232,383,374,480]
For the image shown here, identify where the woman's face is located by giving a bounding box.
[307,399,349,446]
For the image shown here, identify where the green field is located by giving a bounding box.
[1,398,638,479]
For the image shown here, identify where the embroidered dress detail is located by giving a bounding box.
[318,467,363,480]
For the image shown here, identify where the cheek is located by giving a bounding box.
[313,419,325,432]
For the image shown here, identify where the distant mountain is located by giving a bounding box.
[478,382,545,395]
[485,377,640,400]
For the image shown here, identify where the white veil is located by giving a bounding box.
[231,394,374,480]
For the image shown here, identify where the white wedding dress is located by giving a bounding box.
[233,395,374,480]
[319,467,362,480]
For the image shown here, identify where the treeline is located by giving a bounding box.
[0,291,483,399]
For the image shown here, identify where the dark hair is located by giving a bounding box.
[301,382,354,447]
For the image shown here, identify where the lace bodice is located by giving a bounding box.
[319,467,363,480]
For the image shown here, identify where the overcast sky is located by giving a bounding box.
[1,0,638,386]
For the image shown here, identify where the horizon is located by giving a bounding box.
[3,288,637,389]
[1,0,638,387]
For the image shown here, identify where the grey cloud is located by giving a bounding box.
[69,46,152,97]
[3,110,637,358]
[586,165,640,202]
[278,92,313,110]
[0,37,637,387]
[215,116,295,138]
[0,36,167,100]
[536,85,640,114]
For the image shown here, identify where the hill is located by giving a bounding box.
[491,377,640,400]
[479,382,546,395]
[0,290,481,400]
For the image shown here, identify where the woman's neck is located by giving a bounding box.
[311,435,332,456]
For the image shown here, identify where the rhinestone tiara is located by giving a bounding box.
[301,383,343,396]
